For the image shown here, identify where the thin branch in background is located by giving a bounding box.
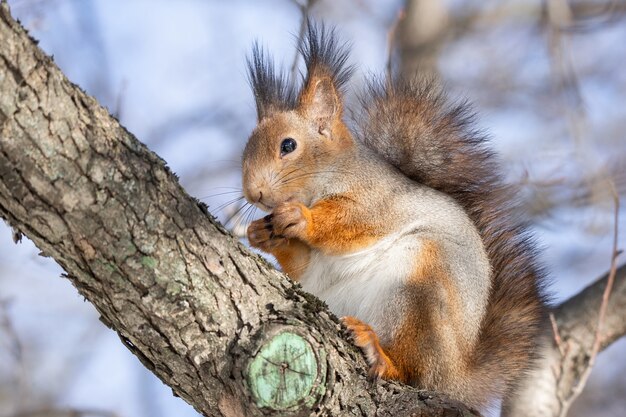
[549,312,566,356]
[543,0,624,240]
[515,158,626,226]
[0,299,23,364]
[546,0,587,147]
[549,309,571,415]
[552,0,626,32]
[554,183,621,417]
[0,298,28,412]
[588,182,620,353]
[386,8,405,79]
[11,408,120,417]
[290,0,317,85]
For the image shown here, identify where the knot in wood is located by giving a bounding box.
[246,329,326,411]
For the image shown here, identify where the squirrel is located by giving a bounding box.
[241,22,547,411]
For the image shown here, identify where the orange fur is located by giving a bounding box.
[343,241,471,397]
[302,196,381,254]
[253,197,381,257]
[247,215,311,281]
[271,239,311,281]
[342,316,401,380]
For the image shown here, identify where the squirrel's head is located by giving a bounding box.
[242,23,354,211]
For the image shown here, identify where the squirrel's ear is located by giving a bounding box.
[299,76,341,136]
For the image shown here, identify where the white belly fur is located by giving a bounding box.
[299,227,421,342]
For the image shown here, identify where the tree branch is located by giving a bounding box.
[0,3,479,416]
[557,265,626,351]
[503,263,626,417]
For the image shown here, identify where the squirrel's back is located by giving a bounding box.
[356,78,548,405]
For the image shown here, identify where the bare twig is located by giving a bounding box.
[290,0,317,85]
[554,182,621,417]
[386,8,405,79]
[0,298,28,413]
[515,159,626,225]
[0,299,23,363]
[549,0,626,32]
[546,0,587,148]
[11,408,119,417]
[587,182,621,351]
[549,312,566,356]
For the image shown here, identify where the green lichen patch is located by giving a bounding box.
[141,256,157,269]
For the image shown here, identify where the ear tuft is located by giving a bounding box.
[247,43,296,121]
[297,21,354,132]
[298,20,354,92]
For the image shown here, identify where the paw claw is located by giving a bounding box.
[341,316,396,380]
[247,217,286,251]
[247,202,308,252]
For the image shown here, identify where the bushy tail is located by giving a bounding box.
[355,78,548,405]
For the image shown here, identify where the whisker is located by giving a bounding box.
[212,195,245,213]
[280,169,352,186]
[269,149,346,187]
[224,201,249,228]
[208,186,243,190]
[233,203,255,235]
[273,166,305,186]
[278,162,349,181]
[207,159,244,169]
[199,190,243,199]
[241,204,261,236]
[244,205,259,230]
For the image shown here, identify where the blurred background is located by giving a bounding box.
[0,0,625,416]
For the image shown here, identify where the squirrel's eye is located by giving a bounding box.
[280,138,297,156]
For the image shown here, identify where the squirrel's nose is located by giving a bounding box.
[245,186,271,208]
[247,189,263,204]
[256,189,274,208]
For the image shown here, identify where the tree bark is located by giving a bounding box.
[0,2,478,416]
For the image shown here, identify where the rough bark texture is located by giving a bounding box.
[0,3,480,417]
[505,264,626,417]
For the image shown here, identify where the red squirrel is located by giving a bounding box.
[241,22,547,411]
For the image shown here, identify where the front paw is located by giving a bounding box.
[247,216,287,251]
[271,201,309,240]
